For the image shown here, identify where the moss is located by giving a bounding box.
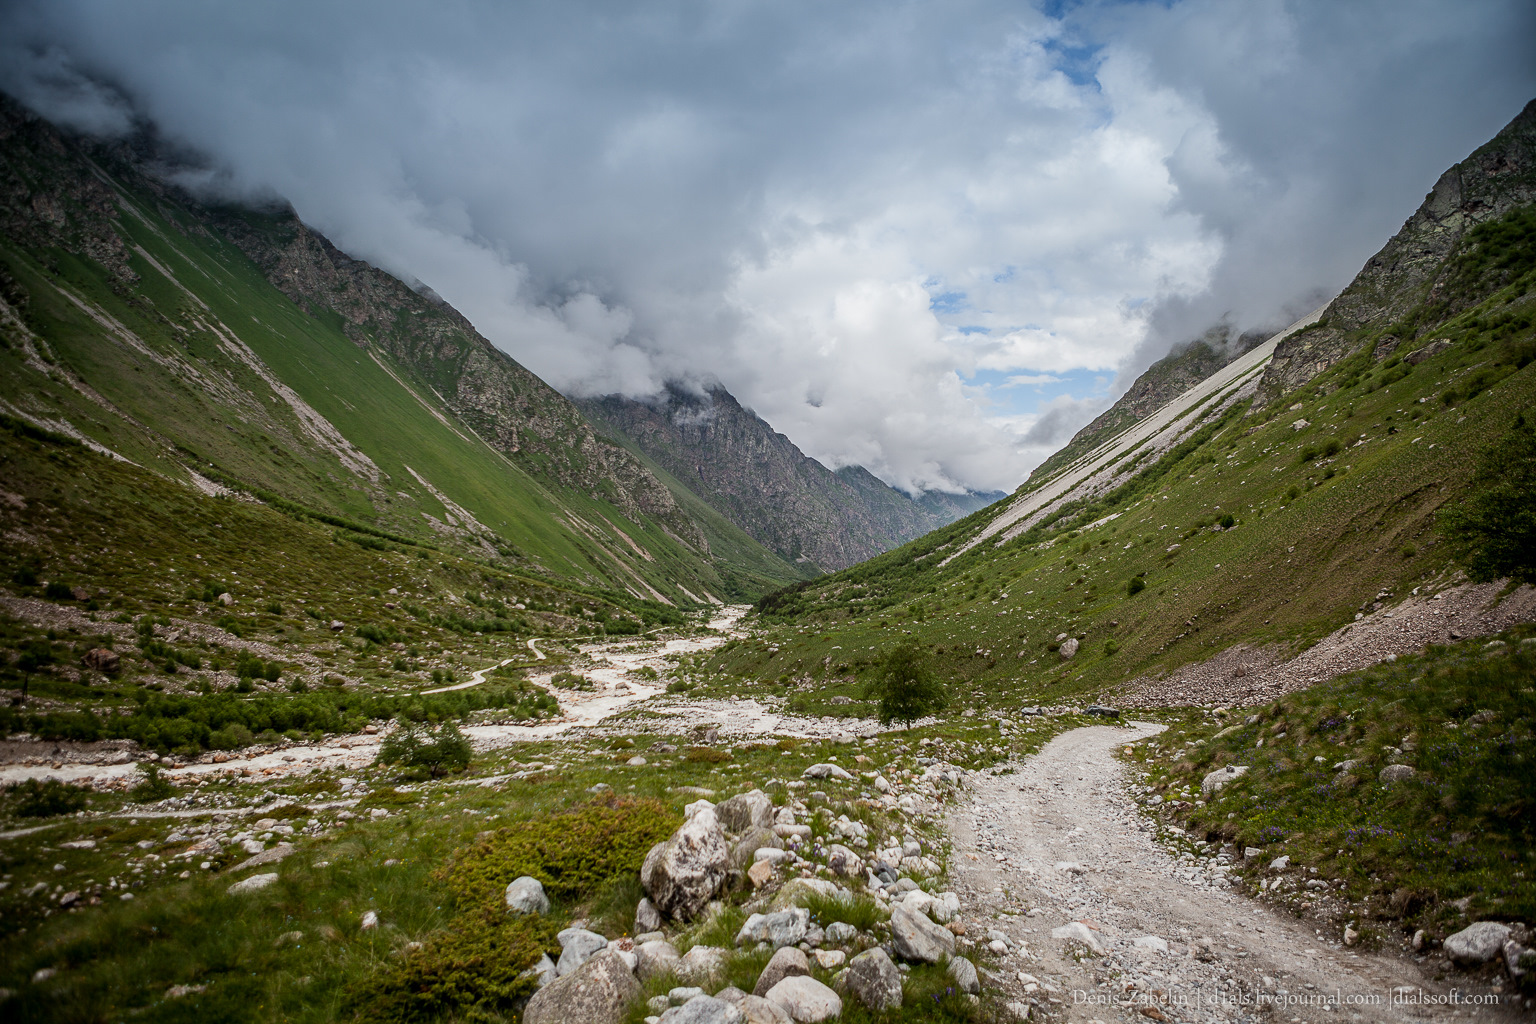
[441,797,678,910]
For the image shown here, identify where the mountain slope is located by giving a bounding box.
[720,99,1536,717]
[576,383,1001,571]
[1031,322,1274,486]
[0,95,802,602]
[1255,98,1536,404]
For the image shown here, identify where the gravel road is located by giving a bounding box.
[947,724,1515,1023]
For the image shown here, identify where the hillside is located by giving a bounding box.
[577,383,1001,571]
[720,100,1536,720]
[0,95,805,604]
[1028,322,1273,486]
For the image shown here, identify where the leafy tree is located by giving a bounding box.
[15,640,54,702]
[378,720,472,779]
[866,643,947,727]
[1438,413,1536,585]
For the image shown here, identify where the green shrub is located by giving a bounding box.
[864,642,947,727]
[209,723,256,750]
[800,890,887,932]
[129,762,175,803]
[43,581,73,600]
[1126,577,1146,597]
[350,911,556,1023]
[1219,513,1236,529]
[1438,414,1536,585]
[442,797,678,910]
[377,721,473,779]
[5,778,91,817]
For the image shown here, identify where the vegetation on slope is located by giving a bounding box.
[1126,628,1536,946]
[722,202,1535,717]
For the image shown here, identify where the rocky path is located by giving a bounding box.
[947,724,1507,1023]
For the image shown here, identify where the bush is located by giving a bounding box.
[351,911,556,1023]
[1126,577,1146,597]
[130,762,175,803]
[442,797,678,909]
[5,778,91,817]
[43,581,73,600]
[1219,514,1236,529]
[865,642,947,727]
[377,721,473,779]
[1438,414,1536,585]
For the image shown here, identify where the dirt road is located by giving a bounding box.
[948,724,1511,1023]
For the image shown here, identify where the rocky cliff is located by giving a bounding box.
[1254,98,1536,405]
[577,384,992,571]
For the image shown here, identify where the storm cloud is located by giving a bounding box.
[2,0,1531,492]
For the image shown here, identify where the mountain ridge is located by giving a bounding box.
[576,382,1002,571]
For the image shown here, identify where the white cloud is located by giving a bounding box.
[1,0,1531,493]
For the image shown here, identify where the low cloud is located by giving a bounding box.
[2,0,1530,493]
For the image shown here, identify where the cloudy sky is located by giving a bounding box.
[3,0,1533,494]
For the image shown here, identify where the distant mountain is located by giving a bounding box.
[0,93,804,602]
[576,384,1002,571]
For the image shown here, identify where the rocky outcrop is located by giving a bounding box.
[1254,98,1536,405]
[888,904,955,962]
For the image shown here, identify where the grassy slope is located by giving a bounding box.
[0,170,790,605]
[710,207,1535,718]
[1125,628,1536,945]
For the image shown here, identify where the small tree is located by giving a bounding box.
[1438,414,1536,585]
[378,720,472,779]
[866,643,947,728]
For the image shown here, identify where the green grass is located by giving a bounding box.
[1127,628,1536,939]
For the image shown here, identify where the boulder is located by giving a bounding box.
[635,939,683,982]
[676,945,727,984]
[747,861,775,889]
[824,921,858,945]
[737,909,810,950]
[521,954,557,989]
[801,763,853,781]
[739,994,794,1024]
[659,995,744,1024]
[1201,765,1248,796]
[1051,921,1104,954]
[753,945,811,996]
[947,955,979,995]
[1506,939,1533,980]
[642,808,731,921]
[81,648,120,674]
[825,844,862,878]
[1444,921,1512,966]
[504,876,549,915]
[763,975,842,1023]
[716,790,776,833]
[635,896,664,934]
[1379,764,1417,784]
[771,877,840,910]
[555,927,610,976]
[889,905,954,962]
[524,949,640,1024]
[841,947,903,1010]
[812,949,845,969]
[730,827,783,871]
[226,872,278,894]
[1058,638,1079,660]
